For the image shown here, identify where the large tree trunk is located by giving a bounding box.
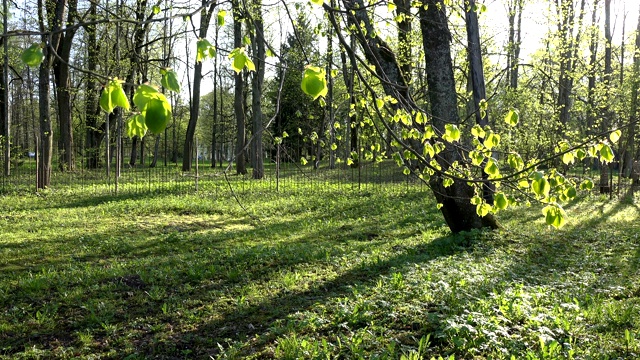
[37,0,66,189]
[419,0,498,232]
[53,0,78,172]
[336,0,497,232]
[183,1,216,171]
[251,0,265,179]
[233,0,246,175]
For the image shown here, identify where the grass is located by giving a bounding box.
[1,179,640,359]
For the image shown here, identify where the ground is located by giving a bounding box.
[1,181,639,359]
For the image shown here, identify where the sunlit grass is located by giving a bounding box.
[0,181,639,359]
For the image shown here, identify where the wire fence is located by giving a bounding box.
[0,142,427,196]
[2,141,639,199]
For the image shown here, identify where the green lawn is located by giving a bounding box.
[0,182,639,359]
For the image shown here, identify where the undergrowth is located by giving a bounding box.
[0,183,639,359]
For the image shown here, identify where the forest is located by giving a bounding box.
[1,0,640,358]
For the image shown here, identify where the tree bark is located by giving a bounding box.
[419,0,498,232]
[335,0,497,232]
[250,0,265,179]
[465,0,494,204]
[233,0,246,175]
[53,0,78,172]
[183,0,217,171]
[625,8,640,179]
[37,0,66,189]
[600,0,612,193]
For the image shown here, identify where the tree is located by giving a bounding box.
[233,0,247,175]
[183,0,217,171]
[270,9,322,163]
[327,0,498,232]
[36,0,67,189]
[465,0,494,204]
[249,0,265,179]
[52,0,78,171]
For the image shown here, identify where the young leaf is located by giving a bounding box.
[476,202,492,217]
[109,79,130,111]
[609,129,621,143]
[562,152,575,165]
[310,0,324,5]
[484,158,500,178]
[471,124,485,138]
[217,10,226,26]
[143,98,172,134]
[504,109,519,126]
[161,69,181,93]
[301,66,328,100]
[443,124,460,142]
[127,114,148,138]
[21,43,44,67]
[599,144,614,163]
[483,132,500,150]
[99,87,113,113]
[580,179,594,190]
[196,39,214,63]
[542,204,567,229]
[133,84,169,111]
[152,5,161,14]
[531,172,550,198]
[507,153,524,171]
[494,193,508,210]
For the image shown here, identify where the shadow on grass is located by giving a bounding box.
[136,233,471,357]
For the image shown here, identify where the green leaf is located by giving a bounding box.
[152,5,161,14]
[531,172,550,198]
[217,10,226,26]
[442,177,453,188]
[580,179,594,190]
[161,69,181,93]
[562,152,575,165]
[21,43,44,67]
[100,78,130,113]
[99,87,113,113]
[483,132,500,150]
[476,202,492,217]
[127,114,148,138]
[133,84,169,111]
[423,125,435,140]
[301,66,328,100]
[599,144,614,163]
[443,124,460,142]
[504,109,519,126]
[494,193,508,210]
[542,204,567,229]
[507,153,524,171]
[143,98,172,134]
[229,48,255,74]
[484,158,500,178]
[564,186,577,199]
[310,0,324,5]
[471,124,485,138]
[576,148,587,161]
[469,150,484,166]
[610,130,621,143]
[196,39,214,63]
[300,157,308,165]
